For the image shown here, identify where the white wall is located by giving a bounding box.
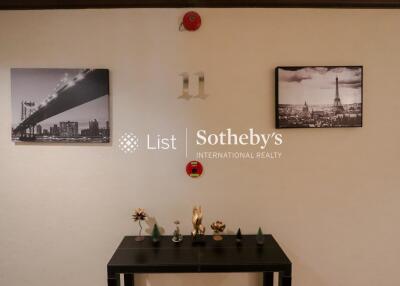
[0,8,399,286]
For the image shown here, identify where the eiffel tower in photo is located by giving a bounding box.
[333,76,345,114]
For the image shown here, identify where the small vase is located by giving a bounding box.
[135,221,145,242]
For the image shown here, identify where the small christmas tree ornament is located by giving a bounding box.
[172,220,183,244]
[256,227,265,246]
[211,220,226,241]
[152,224,161,244]
[236,228,243,244]
[132,208,147,242]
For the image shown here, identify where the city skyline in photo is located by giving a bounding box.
[11,68,110,142]
[277,66,363,128]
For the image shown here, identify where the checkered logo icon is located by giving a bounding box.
[118,132,139,154]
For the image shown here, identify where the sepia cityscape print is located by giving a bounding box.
[276,66,362,128]
[11,68,110,143]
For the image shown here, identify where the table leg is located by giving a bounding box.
[263,272,274,286]
[278,272,291,286]
[107,271,120,286]
[124,273,134,286]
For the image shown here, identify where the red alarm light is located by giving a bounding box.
[182,11,202,31]
[186,161,203,178]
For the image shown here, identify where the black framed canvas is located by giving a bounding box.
[11,68,110,143]
[275,66,363,128]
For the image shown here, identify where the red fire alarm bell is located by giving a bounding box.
[186,161,203,178]
[182,11,202,31]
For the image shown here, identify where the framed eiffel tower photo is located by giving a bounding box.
[275,66,363,128]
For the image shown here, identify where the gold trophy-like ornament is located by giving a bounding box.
[211,220,226,241]
[191,206,205,243]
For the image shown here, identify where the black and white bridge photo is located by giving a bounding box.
[11,68,110,143]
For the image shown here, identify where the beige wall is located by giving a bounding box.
[0,8,399,286]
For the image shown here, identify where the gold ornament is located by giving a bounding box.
[211,220,226,241]
[132,208,147,241]
[191,206,205,238]
[132,208,147,221]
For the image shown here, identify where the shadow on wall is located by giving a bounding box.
[144,216,166,235]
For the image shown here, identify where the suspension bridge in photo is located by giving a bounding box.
[12,69,109,138]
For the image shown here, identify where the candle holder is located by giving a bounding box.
[172,220,183,244]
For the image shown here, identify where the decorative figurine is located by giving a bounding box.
[192,206,205,243]
[152,224,161,244]
[132,208,147,242]
[211,220,226,241]
[172,220,183,243]
[236,228,243,244]
[256,227,265,246]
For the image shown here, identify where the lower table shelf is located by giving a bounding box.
[107,235,292,286]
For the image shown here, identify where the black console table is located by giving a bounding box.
[107,235,292,286]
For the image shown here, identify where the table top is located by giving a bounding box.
[108,235,291,274]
